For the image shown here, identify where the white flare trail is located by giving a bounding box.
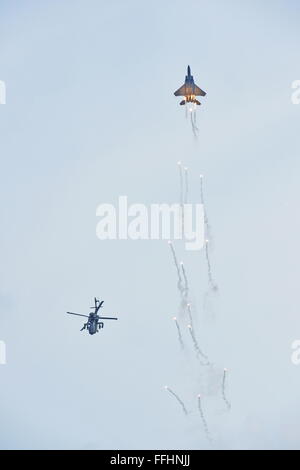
[168,242,184,296]
[205,240,218,292]
[197,395,212,443]
[165,386,188,415]
[188,325,210,365]
[173,317,184,350]
[222,368,231,411]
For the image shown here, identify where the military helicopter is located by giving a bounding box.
[67,297,118,335]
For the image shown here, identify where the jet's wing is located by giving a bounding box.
[174,84,186,96]
[194,85,206,96]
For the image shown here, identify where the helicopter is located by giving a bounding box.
[67,297,118,335]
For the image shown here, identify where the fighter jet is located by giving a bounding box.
[174,66,206,106]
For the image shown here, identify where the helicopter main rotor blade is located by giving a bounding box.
[95,300,104,313]
[99,316,118,320]
[67,312,89,318]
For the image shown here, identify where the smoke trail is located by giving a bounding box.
[186,303,194,330]
[200,175,212,242]
[190,109,199,138]
[177,161,184,236]
[164,386,188,415]
[200,177,217,296]
[188,325,210,365]
[168,241,184,295]
[205,240,218,292]
[178,161,184,207]
[222,368,231,411]
[168,244,191,324]
[180,262,189,296]
[173,317,184,350]
[184,167,189,205]
[197,395,212,443]
[179,262,189,317]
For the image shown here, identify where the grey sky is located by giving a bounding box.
[0,0,300,449]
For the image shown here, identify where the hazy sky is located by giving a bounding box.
[1,0,300,450]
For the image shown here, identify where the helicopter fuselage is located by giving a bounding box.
[86,314,103,335]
